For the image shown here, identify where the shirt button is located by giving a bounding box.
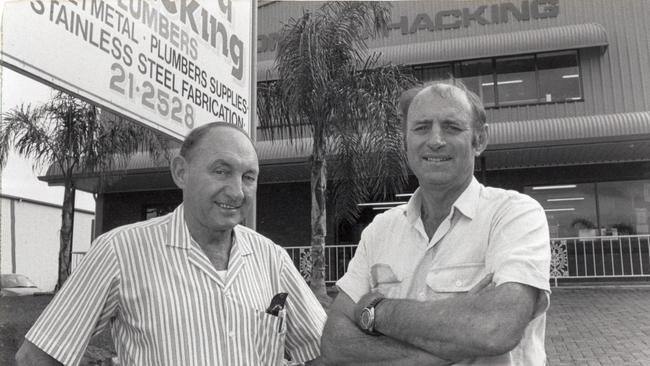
[455,280,463,287]
[418,291,426,300]
[228,331,235,338]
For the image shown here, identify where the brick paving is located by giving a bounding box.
[3,286,650,365]
[546,286,650,366]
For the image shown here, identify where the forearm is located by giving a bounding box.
[376,297,494,360]
[374,284,537,359]
[321,310,452,366]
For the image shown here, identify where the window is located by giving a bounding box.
[525,179,650,238]
[525,183,597,238]
[495,55,536,105]
[455,59,495,107]
[412,64,452,83]
[537,51,581,102]
[412,50,582,108]
[598,180,650,235]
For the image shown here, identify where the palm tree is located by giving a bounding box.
[0,91,172,291]
[257,2,416,303]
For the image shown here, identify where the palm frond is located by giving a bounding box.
[326,59,415,222]
[257,1,414,225]
[2,90,173,185]
[1,103,58,171]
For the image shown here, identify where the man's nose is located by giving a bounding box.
[426,125,446,148]
[226,176,245,201]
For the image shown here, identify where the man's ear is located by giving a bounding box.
[170,155,188,189]
[473,124,489,156]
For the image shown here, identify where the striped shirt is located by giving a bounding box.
[26,204,326,366]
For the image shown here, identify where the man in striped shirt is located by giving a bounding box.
[17,122,326,366]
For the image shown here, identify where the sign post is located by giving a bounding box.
[1,0,257,140]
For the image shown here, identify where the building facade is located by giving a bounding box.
[43,0,650,284]
[0,194,95,291]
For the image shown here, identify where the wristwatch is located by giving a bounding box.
[359,296,385,336]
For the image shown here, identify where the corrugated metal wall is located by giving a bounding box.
[258,0,650,122]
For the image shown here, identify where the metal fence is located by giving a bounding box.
[71,235,650,287]
[287,235,650,286]
[549,235,650,286]
[285,244,358,285]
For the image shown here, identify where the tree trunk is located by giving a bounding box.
[310,137,331,307]
[56,180,76,291]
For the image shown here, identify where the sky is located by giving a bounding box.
[1,67,96,211]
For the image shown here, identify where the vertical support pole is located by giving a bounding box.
[10,199,16,273]
[480,156,487,185]
[246,1,258,230]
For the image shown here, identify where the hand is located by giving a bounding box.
[353,291,385,330]
[468,273,495,295]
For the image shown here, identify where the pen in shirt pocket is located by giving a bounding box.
[266,292,288,333]
[277,308,287,333]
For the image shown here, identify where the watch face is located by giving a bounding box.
[360,308,372,329]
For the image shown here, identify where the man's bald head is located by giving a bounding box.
[179,122,255,162]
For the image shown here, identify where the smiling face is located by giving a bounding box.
[172,127,259,240]
[406,85,487,193]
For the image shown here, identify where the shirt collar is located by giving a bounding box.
[453,177,480,220]
[405,188,423,224]
[231,226,253,256]
[166,203,192,249]
[166,203,252,255]
[404,177,481,222]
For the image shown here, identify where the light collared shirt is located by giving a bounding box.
[26,204,326,366]
[338,177,551,365]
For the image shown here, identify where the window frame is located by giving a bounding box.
[525,178,650,238]
[409,49,584,109]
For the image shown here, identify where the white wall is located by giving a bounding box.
[1,196,94,291]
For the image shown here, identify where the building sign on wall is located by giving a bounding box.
[382,0,559,35]
[1,0,256,139]
[258,0,560,54]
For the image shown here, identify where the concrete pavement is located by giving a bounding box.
[546,286,650,366]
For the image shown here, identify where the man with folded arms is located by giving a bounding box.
[321,81,551,365]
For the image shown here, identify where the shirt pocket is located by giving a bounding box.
[426,262,486,293]
[370,263,403,298]
[254,308,287,366]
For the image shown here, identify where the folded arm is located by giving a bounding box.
[321,291,453,366]
[372,281,539,360]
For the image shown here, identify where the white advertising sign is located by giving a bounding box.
[1,0,256,140]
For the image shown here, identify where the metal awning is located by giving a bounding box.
[254,112,650,176]
[256,111,650,157]
[483,139,650,170]
[258,23,608,81]
[482,111,650,170]
[40,111,650,191]
[488,111,650,148]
